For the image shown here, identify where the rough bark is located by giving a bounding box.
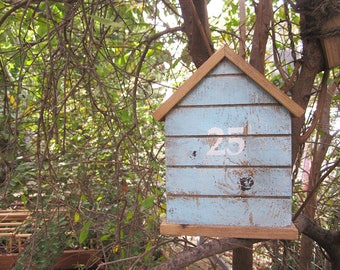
[238,0,246,58]
[153,215,340,270]
[153,239,258,270]
[233,2,273,268]
[179,0,214,68]
[292,1,329,268]
[291,1,326,162]
[295,215,340,270]
[298,70,336,270]
[249,0,272,74]
[290,40,324,162]
[232,242,253,270]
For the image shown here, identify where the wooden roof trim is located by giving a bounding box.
[153,48,225,121]
[221,46,305,118]
[153,46,305,121]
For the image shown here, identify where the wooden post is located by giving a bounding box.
[233,243,253,270]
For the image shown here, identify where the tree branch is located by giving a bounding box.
[249,0,272,74]
[179,0,214,67]
[153,238,259,270]
[293,158,340,221]
[294,215,340,270]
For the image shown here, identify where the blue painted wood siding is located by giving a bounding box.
[165,59,293,227]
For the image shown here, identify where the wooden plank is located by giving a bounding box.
[178,74,277,106]
[160,223,298,240]
[166,167,291,196]
[166,196,292,227]
[0,227,16,232]
[0,211,31,221]
[0,210,29,213]
[166,136,291,166]
[0,233,31,237]
[209,59,242,75]
[153,48,226,121]
[221,46,304,117]
[0,222,22,227]
[153,46,304,121]
[165,105,291,136]
[320,15,340,69]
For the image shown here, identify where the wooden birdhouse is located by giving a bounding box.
[321,14,340,69]
[153,46,304,240]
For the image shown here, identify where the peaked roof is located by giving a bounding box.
[153,45,304,121]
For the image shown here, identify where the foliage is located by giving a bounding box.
[0,0,339,269]
[0,0,183,268]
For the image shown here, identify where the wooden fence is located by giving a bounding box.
[0,210,100,270]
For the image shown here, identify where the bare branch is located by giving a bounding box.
[153,238,259,270]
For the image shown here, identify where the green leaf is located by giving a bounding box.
[141,195,155,210]
[79,220,91,244]
[74,212,80,222]
[100,234,111,241]
[125,211,134,222]
[81,194,87,202]
[88,15,124,28]
[333,94,340,101]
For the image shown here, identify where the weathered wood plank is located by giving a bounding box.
[165,136,291,166]
[166,167,291,196]
[178,75,277,106]
[165,106,291,136]
[320,14,340,69]
[166,196,292,227]
[160,223,298,240]
[209,59,242,75]
[0,211,31,221]
[153,48,226,121]
[221,46,304,117]
[153,46,304,121]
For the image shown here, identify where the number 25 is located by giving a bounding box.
[207,127,245,156]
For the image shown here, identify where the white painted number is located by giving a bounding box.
[207,127,226,156]
[227,127,245,156]
[207,127,245,156]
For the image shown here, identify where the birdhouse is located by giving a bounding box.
[321,14,340,69]
[153,46,304,240]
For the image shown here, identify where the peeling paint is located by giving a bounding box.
[163,58,293,228]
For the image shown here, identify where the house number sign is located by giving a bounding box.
[207,126,245,156]
[207,125,252,191]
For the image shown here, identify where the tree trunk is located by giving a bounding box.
[238,0,246,58]
[233,2,273,268]
[292,2,329,268]
[295,215,340,270]
[232,243,253,270]
[249,0,272,74]
[179,0,214,68]
[153,239,259,270]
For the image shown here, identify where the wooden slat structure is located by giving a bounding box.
[0,209,100,269]
[321,14,340,69]
[160,224,298,240]
[0,210,31,254]
[154,45,301,240]
[153,46,304,121]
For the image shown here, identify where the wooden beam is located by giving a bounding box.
[222,46,305,118]
[160,222,298,240]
